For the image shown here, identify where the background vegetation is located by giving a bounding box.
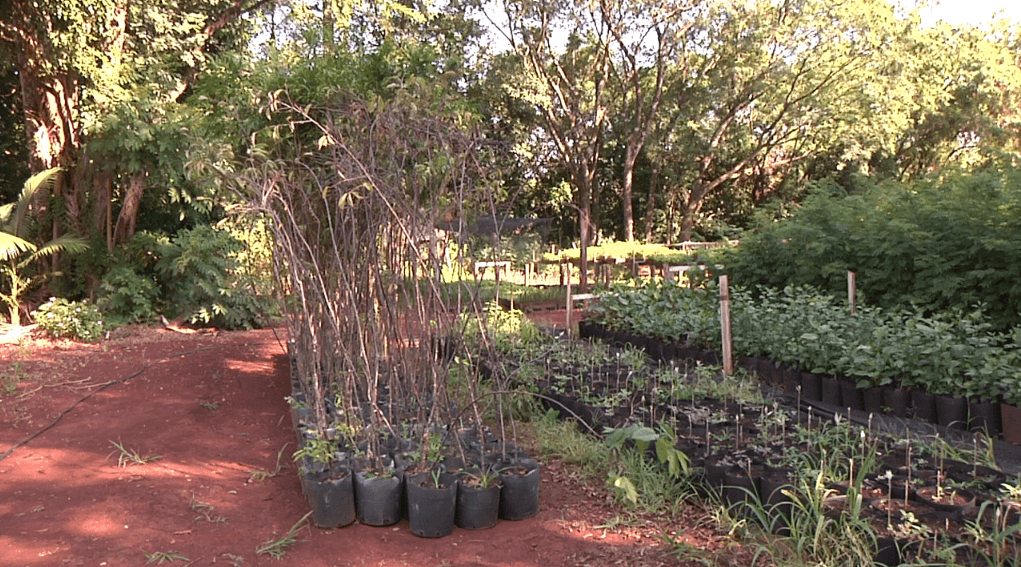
[724,168,1021,330]
[0,0,1020,330]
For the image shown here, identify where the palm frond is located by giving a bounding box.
[0,231,38,262]
[0,202,14,224]
[22,234,89,266]
[8,168,62,238]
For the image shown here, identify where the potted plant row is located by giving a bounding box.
[585,282,1021,443]
[533,345,1018,566]
[288,381,540,535]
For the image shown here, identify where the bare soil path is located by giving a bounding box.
[0,324,732,567]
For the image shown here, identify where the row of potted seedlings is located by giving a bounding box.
[287,362,541,537]
[583,282,1021,444]
[582,318,1008,438]
[530,324,1021,565]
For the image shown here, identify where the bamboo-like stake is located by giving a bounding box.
[566,281,574,339]
[848,271,857,315]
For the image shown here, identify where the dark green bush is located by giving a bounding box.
[154,225,274,330]
[724,167,1021,330]
[97,265,159,327]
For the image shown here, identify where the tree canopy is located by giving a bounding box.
[0,0,1020,321]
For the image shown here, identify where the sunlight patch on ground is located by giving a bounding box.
[75,511,125,537]
[225,357,275,375]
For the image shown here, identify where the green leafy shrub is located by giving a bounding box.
[97,266,159,328]
[725,168,1021,331]
[155,225,274,330]
[33,298,104,342]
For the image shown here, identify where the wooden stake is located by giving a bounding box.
[848,271,857,315]
[495,262,501,307]
[566,282,574,339]
[720,275,733,375]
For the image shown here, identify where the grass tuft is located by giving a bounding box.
[108,439,162,467]
[190,493,227,523]
[248,442,290,484]
[143,549,189,564]
[256,511,312,559]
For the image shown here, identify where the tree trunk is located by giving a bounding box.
[322,0,335,52]
[18,63,79,172]
[680,180,710,242]
[666,194,675,246]
[91,173,114,252]
[114,173,145,245]
[643,163,660,242]
[680,211,696,243]
[622,146,638,242]
[16,55,80,282]
[576,170,592,293]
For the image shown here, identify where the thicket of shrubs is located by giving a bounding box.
[723,167,1021,330]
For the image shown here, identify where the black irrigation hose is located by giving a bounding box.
[0,343,273,462]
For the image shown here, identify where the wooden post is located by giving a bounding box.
[848,271,857,315]
[566,281,574,339]
[719,275,733,376]
[495,262,501,307]
[524,262,531,287]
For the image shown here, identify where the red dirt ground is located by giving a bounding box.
[0,322,740,567]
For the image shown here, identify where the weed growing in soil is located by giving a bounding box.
[190,493,227,523]
[1,360,35,395]
[108,439,161,467]
[2,373,16,396]
[531,410,694,513]
[964,501,1021,567]
[201,401,219,410]
[248,442,290,484]
[531,409,610,477]
[659,535,714,566]
[142,549,189,564]
[256,511,312,559]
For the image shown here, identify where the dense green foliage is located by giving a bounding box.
[724,168,1021,330]
[94,226,273,330]
[97,266,160,328]
[154,226,274,329]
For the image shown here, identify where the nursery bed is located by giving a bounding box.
[0,325,742,566]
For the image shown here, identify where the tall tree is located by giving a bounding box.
[0,0,274,249]
[647,0,916,240]
[489,0,615,289]
[601,0,688,241]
